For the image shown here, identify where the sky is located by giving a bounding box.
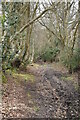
[0,0,77,2]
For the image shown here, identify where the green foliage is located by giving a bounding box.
[41,47,60,62]
[0,14,5,27]
[60,48,80,71]
[2,61,12,71]
[12,72,35,83]
[61,76,73,81]
[33,106,39,112]
[2,73,7,84]
[2,3,21,68]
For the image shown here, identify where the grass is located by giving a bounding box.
[61,76,73,81]
[29,63,41,68]
[2,69,35,84]
[12,71,35,83]
[2,74,7,84]
[74,83,79,91]
[33,106,39,112]
[27,92,31,98]
[0,71,7,84]
[61,75,79,90]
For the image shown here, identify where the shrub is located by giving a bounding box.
[60,47,80,72]
[41,47,60,62]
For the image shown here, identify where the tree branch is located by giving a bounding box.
[10,7,53,41]
[38,20,61,41]
[71,21,80,55]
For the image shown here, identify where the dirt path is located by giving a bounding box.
[2,63,79,119]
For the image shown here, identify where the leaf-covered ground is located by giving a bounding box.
[1,63,79,119]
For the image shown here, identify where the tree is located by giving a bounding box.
[78,1,80,49]
[2,2,53,69]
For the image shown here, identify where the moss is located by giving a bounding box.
[33,106,39,112]
[61,76,73,81]
[27,92,31,98]
[12,72,35,83]
[29,63,40,68]
[0,71,7,84]
[74,84,79,91]
[6,68,18,73]
[2,74,7,84]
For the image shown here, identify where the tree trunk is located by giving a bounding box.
[2,2,5,36]
[69,1,80,74]
[23,2,30,62]
[78,1,80,49]
[78,0,80,114]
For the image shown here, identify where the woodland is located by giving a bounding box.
[0,0,80,119]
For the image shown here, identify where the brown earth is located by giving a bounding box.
[1,62,79,119]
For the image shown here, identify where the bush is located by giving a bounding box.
[70,49,80,70]
[41,47,60,62]
[60,48,80,72]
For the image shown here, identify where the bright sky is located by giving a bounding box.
[0,0,77,2]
